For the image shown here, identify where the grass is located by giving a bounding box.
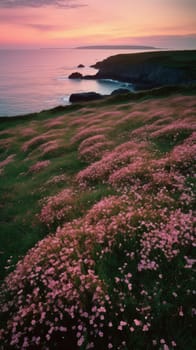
[93,50,196,75]
[0,87,195,349]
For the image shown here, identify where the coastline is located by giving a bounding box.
[76,45,158,50]
[69,49,196,91]
[0,83,196,120]
[1,49,196,117]
[0,47,138,117]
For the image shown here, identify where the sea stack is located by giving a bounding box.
[68,72,83,79]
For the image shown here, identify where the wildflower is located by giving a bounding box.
[77,336,85,346]
[98,331,104,337]
[179,306,184,317]
[39,189,75,227]
[142,325,149,331]
[29,160,50,173]
[134,319,141,326]
[163,345,169,350]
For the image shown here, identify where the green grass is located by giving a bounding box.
[94,50,196,74]
[0,87,195,349]
[1,89,195,280]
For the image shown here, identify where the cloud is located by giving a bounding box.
[0,13,35,22]
[110,33,196,50]
[26,23,65,31]
[0,0,86,8]
[174,0,196,7]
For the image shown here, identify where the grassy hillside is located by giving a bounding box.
[0,89,195,349]
[93,50,196,74]
[92,50,196,88]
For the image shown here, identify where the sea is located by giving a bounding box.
[0,48,157,117]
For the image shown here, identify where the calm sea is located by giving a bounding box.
[0,48,154,117]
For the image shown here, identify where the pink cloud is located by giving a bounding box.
[0,0,86,8]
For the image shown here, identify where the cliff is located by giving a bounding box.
[90,50,196,89]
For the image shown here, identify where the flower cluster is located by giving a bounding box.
[1,184,194,349]
[46,174,67,185]
[38,189,75,227]
[71,127,110,145]
[169,138,196,174]
[78,135,107,152]
[76,141,149,187]
[77,134,111,163]
[108,158,148,188]
[0,94,195,350]
[0,220,108,349]
[0,154,15,172]
[45,116,66,128]
[28,160,51,173]
[22,135,50,152]
[19,127,36,136]
[150,119,194,141]
[138,209,195,271]
[79,140,112,163]
[39,140,59,155]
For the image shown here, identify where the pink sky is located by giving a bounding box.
[0,0,195,49]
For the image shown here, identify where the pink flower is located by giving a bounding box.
[142,325,149,332]
[39,189,75,227]
[29,160,51,173]
[0,154,15,170]
[22,135,48,152]
[134,319,141,326]
[179,306,184,317]
[77,336,85,346]
[98,331,104,337]
[71,127,110,144]
[163,345,169,350]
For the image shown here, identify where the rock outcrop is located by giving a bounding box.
[89,50,196,89]
[68,72,83,79]
[69,92,103,103]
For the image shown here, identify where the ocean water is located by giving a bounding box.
[0,48,153,117]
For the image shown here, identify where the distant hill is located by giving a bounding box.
[76,45,158,50]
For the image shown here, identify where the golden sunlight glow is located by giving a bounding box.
[0,0,195,48]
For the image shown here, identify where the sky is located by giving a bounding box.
[0,0,195,49]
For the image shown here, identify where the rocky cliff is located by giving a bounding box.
[90,50,196,89]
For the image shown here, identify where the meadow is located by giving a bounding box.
[0,87,195,349]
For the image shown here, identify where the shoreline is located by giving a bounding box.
[0,83,196,120]
[1,49,196,118]
[69,49,196,90]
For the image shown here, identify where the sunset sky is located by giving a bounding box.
[0,0,195,49]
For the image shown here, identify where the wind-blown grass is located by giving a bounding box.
[0,90,195,349]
